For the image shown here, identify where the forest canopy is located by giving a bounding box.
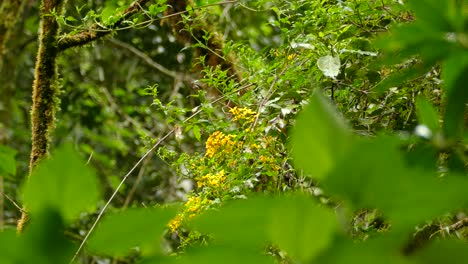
[0,0,467,263]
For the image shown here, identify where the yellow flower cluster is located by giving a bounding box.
[197,170,226,188]
[168,195,206,232]
[229,107,257,123]
[168,215,182,232]
[205,131,236,158]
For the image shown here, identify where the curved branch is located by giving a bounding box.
[57,0,150,52]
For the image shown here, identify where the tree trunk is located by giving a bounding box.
[17,0,66,232]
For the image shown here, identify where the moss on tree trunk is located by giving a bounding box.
[17,0,67,232]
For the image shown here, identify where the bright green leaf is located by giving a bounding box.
[290,93,351,180]
[325,136,468,228]
[88,207,176,257]
[415,96,440,133]
[192,125,201,141]
[22,144,100,222]
[443,53,468,140]
[413,240,468,264]
[269,195,336,262]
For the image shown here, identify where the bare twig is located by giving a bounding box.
[108,38,184,79]
[0,190,24,213]
[122,151,152,208]
[447,217,468,231]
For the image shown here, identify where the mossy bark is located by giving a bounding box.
[57,0,150,52]
[17,0,66,232]
[162,0,242,82]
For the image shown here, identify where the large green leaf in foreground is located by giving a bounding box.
[290,93,351,180]
[88,207,176,257]
[22,144,100,222]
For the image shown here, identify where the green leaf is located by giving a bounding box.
[414,240,468,264]
[21,208,74,264]
[148,3,168,16]
[325,136,468,228]
[317,55,341,79]
[192,196,272,246]
[0,145,16,178]
[22,144,100,222]
[316,237,413,264]
[88,207,176,257]
[443,53,468,140]
[172,245,272,264]
[290,93,351,180]
[415,96,440,132]
[408,0,453,32]
[194,195,336,262]
[192,125,201,141]
[269,195,336,262]
[0,229,21,263]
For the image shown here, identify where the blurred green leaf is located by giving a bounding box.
[291,92,351,180]
[413,240,468,264]
[22,144,101,222]
[172,245,272,264]
[0,229,21,263]
[415,96,440,132]
[315,237,414,264]
[443,54,468,140]
[192,196,271,246]
[269,195,337,262]
[325,136,468,228]
[408,0,453,31]
[194,194,336,262]
[88,207,176,257]
[0,145,16,178]
[21,208,75,264]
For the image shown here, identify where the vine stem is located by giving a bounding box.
[69,83,253,263]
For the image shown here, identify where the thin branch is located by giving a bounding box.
[447,217,468,231]
[108,38,182,79]
[0,191,24,213]
[57,0,151,52]
[69,82,254,263]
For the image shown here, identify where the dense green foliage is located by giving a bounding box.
[0,0,467,263]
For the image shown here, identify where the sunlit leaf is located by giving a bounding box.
[317,55,341,79]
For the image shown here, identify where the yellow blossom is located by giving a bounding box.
[168,215,183,232]
[197,170,226,188]
[186,196,202,214]
[250,143,260,150]
[205,131,236,158]
[229,107,257,123]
